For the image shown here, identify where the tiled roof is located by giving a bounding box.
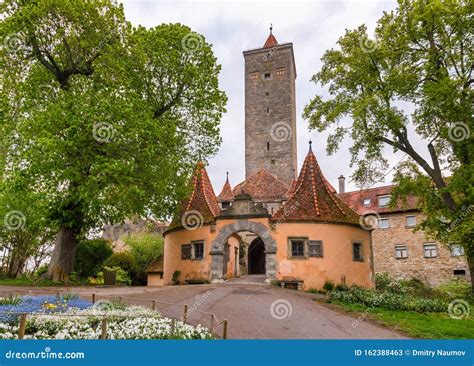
[339,185,418,215]
[284,179,297,199]
[233,169,288,201]
[167,162,220,231]
[217,173,234,202]
[272,147,360,225]
[263,32,278,48]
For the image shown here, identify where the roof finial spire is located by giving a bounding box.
[270,23,273,35]
[226,171,229,181]
[309,139,313,152]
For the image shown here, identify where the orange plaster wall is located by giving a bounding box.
[272,223,373,290]
[163,225,214,284]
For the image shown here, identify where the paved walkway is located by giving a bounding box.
[0,278,406,339]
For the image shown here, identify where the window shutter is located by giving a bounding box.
[181,244,192,259]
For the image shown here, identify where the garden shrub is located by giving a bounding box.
[323,280,335,293]
[103,252,137,279]
[95,266,131,286]
[75,239,113,277]
[124,233,164,285]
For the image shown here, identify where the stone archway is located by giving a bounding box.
[210,220,277,282]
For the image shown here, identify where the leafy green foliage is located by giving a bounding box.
[303,0,473,287]
[124,232,163,285]
[74,239,113,277]
[0,0,227,279]
[103,252,137,279]
[323,280,335,292]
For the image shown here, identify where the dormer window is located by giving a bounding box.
[362,198,371,206]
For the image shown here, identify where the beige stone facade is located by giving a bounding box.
[371,211,469,286]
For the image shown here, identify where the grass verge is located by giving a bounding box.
[321,300,474,339]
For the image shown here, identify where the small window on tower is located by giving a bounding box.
[263,72,271,80]
[276,68,286,78]
[271,159,275,165]
[250,73,258,81]
[266,107,269,113]
[266,92,269,96]
[267,142,270,150]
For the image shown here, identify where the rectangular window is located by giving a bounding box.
[378,217,390,229]
[221,201,230,209]
[181,244,192,260]
[250,73,258,81]
[352,242,364,261]
[378,195,390,207]
[192,241,204,260]
[362,198,371,206]
[406,215,416,227]
[395,245,408,259]
[276,68,286,77]
[263,72,271,80]
[289,238,306,258]
[308,240,323,258]
[424,243,437,258]
[450,244,464,257]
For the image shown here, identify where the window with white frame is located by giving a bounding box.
[450,244,464,257]
[192,241,204,260]
[378,217,390,229]
[423,243,437,258]
[362,198,371,206]
[378,195,390,207]
[395,245,408,259]
[406,215,416,227]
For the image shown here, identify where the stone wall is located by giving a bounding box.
[243,43,297,184]
[372,212,470,286]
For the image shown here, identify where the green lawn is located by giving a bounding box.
[0,277,90,287]
[324,301,474,339]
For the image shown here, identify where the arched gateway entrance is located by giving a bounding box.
[210,220,277,282]
[248,238,265,274]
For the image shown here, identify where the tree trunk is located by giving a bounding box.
[7,250,24,278]
[47,226,78,282]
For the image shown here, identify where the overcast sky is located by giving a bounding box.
[122,0,406,194]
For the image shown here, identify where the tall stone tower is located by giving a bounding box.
[243,27,297,184]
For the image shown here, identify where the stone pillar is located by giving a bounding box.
[210,251,225,283]
[265,252,277,282]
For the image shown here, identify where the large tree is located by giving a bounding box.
[304,0,473,289]
[0,0,226,281]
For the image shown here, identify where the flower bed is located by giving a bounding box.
[0,295,91,323]
[0,296,213,340]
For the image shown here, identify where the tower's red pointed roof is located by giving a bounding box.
[167,162,220,231]
[284,179,297,199]
[217,173,234,202]
[263,33,278,48]
[272,146,360,225]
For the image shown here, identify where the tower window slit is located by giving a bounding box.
[267,142,270,150]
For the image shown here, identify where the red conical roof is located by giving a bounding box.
[272,146,360,225]
[167,162,220,231]
[217,173,234,202]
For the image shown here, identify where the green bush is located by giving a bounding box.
[323,280,335,293]
[34,264,49,277]
[329,286,448,313]
[103,252,137,277]
[124,232,164,285]
[75,239,113,277]
[95,266,132,286]
[436,279,472,300]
